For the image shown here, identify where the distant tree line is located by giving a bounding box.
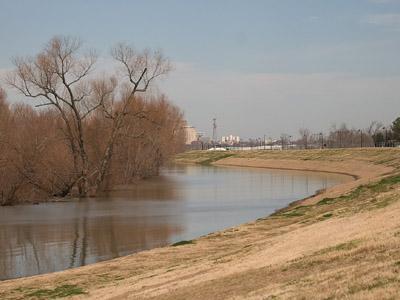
[0,37,185,205]
[294,120,400,149]
[228,120,400,150]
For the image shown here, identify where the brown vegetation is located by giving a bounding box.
[0,36,185,205]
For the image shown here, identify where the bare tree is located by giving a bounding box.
[299,128,310,149]
[91,44,171,193]
[367,121,384,146]
[7,36,172,197]
[6,36,99,196]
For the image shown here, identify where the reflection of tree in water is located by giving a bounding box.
[25,230,41,274]
[70,217,79,268]
[102,174,184,202]
[69,200,89,268]
[84,215,183,259]
[0,199,182,280]
[0,225,45,279]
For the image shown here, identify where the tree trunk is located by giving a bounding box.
[93,127,118,194]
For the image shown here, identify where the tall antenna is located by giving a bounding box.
[212,118,217,145]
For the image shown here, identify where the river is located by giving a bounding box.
[0,164,351,280]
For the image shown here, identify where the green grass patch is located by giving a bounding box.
[333,240,360,251]
[282,211,305,217]
[372,195,397,209]
[317,197,337,206]
[172,240,194,247]
[316,240,360,256]
[348,277,399,294]
[14,287,32,292]
[317,185,370,206]
[175,151,236,165]
[347,185,365,198]
[367,174,400,193]
[322,213,333,218]
[113,275,125,281]
[274,205,313,218]
[26,284,86,299]
[315,175,400,213]
[199,153,235,165]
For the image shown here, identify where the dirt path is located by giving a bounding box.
[1,150,399,299]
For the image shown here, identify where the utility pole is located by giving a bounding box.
[212,118,217,147]
[385,127,388,147]
[304,134,307,149]
[264,134,266,150]
[319,132,323,149]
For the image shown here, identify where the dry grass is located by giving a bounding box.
[175,148,400,169]
[2,148,400,299]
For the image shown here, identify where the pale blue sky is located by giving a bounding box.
[1,0,400,138]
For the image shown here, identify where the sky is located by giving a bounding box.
[1,0,400,139]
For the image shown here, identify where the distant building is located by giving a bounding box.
[184,126,198,145]
[221,135,240,145]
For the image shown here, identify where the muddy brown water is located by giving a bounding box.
[0,164,351,280]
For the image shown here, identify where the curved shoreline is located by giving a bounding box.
[213,160,360,180]
[213,156,392,206]
[208,162,357,214]
[1,150,399,299]
[0,162,352,282]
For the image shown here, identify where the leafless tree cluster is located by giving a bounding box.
[324,124,374,148]
[1,36,185,205]
[294,123,387,149]
[86,94,185,188]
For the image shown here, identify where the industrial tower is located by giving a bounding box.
[212,118,217,145]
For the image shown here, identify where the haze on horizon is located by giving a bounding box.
[1,0,400,139]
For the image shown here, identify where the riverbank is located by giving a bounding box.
[1,148,400,299]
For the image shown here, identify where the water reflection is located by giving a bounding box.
[0,164,351,280]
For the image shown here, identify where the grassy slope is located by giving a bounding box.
[175,148,400,168]
[172,149,400,298]
[1,148,400,299]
